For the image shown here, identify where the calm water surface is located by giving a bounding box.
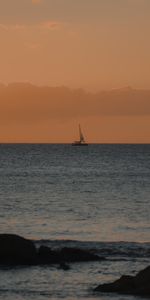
[0,144,150,300]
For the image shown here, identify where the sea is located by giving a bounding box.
[0,144,150,300]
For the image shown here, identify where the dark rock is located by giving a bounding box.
[58,247,103,262]
[134,265,150,286]
[58,262,70,270]
[95,275,135,293]
[38,245,54,257]
[0,234,37,265]
[0,234,104,267]
[38,246,102,264]
[94,265,150,297]
[38,245,60,264]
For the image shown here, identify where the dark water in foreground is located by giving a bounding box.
[0,144,150,299]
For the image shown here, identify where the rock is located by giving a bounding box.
[94,265,150,297]
[38,245,54,257]
[58,262,70,270]
[95,275,135,293]
[134,265,150,286]
[58,247,103,262]
[38,245,60,264]
[0,233,104,267]
[133,266,150,296]
[0,234,37,265]
[38,246,102,264]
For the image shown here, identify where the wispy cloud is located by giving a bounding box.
[0,21,64,32]
[0,23,26,31]
[0,85,150,122]
[40,21,63,30]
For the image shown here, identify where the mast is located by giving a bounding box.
[79,124,85,143]
[72,124,88,145]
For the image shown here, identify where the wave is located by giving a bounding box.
[0,288,52,297]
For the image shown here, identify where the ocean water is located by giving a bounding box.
[0,144,150,300]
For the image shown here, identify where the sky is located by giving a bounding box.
[0,0,150,142]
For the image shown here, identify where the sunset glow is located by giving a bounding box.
[0,0,150,142]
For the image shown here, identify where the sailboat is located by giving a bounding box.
[72,124,88,146]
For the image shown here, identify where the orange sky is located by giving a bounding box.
[0,0,150,142]
[0,84,150,143]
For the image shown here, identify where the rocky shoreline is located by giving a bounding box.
[0,233,104,266]
[0,234,149,298]
[94,265,150,298]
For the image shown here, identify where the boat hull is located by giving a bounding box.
[72,143,88,146]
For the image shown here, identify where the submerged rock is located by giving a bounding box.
[0,234,37,265]
[94,265,150,297]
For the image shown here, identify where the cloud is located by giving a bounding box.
[0,21,63,32]
[0,23,27,31]
[40,21,63,30]
[0,84,150,143]
[0,84,150,127]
